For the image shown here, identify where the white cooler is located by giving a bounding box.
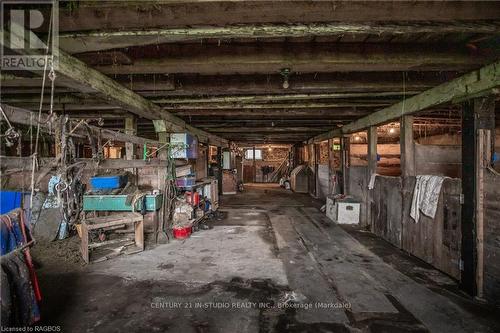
[326,195,360,224]
[336,201,360,224]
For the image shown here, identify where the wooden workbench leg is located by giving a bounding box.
[135,219,144,251]
[81,222,89,264]
[153,211,159,244]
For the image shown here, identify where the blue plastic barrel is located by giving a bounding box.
[0,191,23,214]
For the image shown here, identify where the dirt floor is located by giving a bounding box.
[30,184,500,333]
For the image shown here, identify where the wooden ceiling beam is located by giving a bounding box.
[220,134,312,143]
[171,109,372,117]
[2,104,124,112]
[206,127,332,133]
[1,25,228,147]
[2,95,101,105]
[60,22,500,53]
[308,60,500,143]
[0,72,97,93]
[238,144,293,149]
[192,120,345,126]
[153,73,450,96]
[165,102,391,110]
[1,72,454,96]
[5,107,370,118]
[58,2,500,32]
[0,94,406,107]
[153,92,419,104]
[90,43,491,75]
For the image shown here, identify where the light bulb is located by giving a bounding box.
[282,79,289,89]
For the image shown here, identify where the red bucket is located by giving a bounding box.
[173,226,192,239]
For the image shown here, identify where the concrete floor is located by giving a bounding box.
[33,183,500,332]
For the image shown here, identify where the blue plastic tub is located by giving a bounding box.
[90,175,127,190]
[0,191,23,214]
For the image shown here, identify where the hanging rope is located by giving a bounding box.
[30,10,54,211]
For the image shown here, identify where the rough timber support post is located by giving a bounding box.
[328,138,334,195]
[400,116,416,178]
[125,117,137,160]
[461,96,495,298]
[366,126,378,230]
[217,146,223,195]
[400,115,416,248]
[153,120,171,161]
[253,146,256,183]
[153,120,171,207]
[341,136,350,195]
[125,116,138,175]
[313,143,319,197]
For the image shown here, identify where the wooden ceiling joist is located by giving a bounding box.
[169,109,371,117]
[308,60,500,143]
[1,26,228,147]
[56,51,227,146]
[4,2,499,146]
[0,72,455,96]
[90,43,489,75]
[206,127,332,134]
[57,1,500,32]
[0,93,412,106]
[59,22,500,53]
[194,120,345,127]
[164,102,391,110]
[153,92,418,105]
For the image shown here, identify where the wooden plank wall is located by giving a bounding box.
[484,169,500,306]
[401,177,462,279]
[347,139,464,279]
[195,144,208,180]
[369,175,462,279]
[307,144,316,197]
[371,176,403,247]
[415,144,462,178]
[316,164,329,199]
[347,166,368,226]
